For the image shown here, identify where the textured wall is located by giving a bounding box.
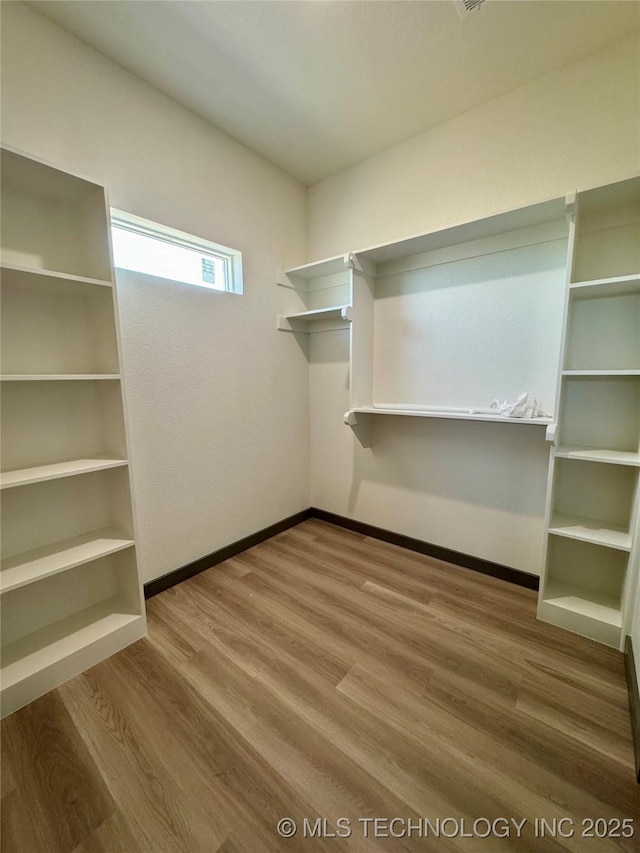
[306,34,640,576]
[1,2,309,582]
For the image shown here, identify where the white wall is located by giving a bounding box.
[307,34,640,575]
[1,2,309,583]
[308,34,639,260]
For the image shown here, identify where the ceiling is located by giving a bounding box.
[29,1,640,185]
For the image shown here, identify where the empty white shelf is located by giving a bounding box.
[0,262,113,289]
[548,513,632,551]
[562,370,640,377]
[278,305,352,331]
[1,374,120,381]
[569,273,640,299]
[542,580,621,628]
[348,405,552,426]
[1,600,143,691]
[284,256,349,280]
[0,457,128,489]
[1,529,135,594]
[555,445,640,466]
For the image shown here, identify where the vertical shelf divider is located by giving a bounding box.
[346,252,376,448]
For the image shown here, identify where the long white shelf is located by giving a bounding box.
[0,457,128,490]
[569,273,640,299]
[285,196,569,278]
[1,600,143,691]
[1,529,135,594]
[1,374,120,381]
[562,370,640,377]
[347,405,552,426]
[0,261,113,289]
[555,445,640,466]
[542,580,622,628]
[548,513,632,551]
[278,305,352,331]
[351,197,567,265]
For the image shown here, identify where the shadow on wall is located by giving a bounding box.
[346,415,550,516]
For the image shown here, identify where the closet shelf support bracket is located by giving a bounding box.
[344,410,373,448]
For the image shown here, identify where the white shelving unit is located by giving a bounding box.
[279,174,639,651]
[0,458,129,490]
[280,198,567,448]
[555,446,640,466]
[347,405,552,427]
[0,146,146,717]
[277,256,353,335]
[1,375,121,381]
[548,514,632,551]
[277,305,352,332]
[1,528,136,594]
[538,176,640,648]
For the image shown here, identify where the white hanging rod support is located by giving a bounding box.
[344,252,376,277]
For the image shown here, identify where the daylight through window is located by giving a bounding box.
[111,209,243,293]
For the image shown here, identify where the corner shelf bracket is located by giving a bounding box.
[344,410,372,448]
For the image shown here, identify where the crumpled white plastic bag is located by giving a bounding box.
[489,392,545,418]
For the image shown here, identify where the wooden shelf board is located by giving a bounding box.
[548,513,632,551]
[0,457,128,489]
[562,370,640,377]
[350,406,552,426]
[542,580,622,628]
[569,273,640,299]
[1,529,135,594]
[1,374,120,381]
[0,262,113,289]
[555,445,640,466]
[1,601,143,691]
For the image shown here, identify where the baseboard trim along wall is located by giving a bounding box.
[144,508,314,598]
[624,636,640,784]
[311,508,540,591]
[144,506,539,598]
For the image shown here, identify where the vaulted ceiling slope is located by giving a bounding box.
[29,1,640,185]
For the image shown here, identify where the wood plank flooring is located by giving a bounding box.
[2,519,639,851]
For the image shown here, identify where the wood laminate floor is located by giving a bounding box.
[2,519,639,852]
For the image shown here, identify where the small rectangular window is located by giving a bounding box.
[111,209,242,293]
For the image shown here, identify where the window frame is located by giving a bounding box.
[110,208,243,294]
